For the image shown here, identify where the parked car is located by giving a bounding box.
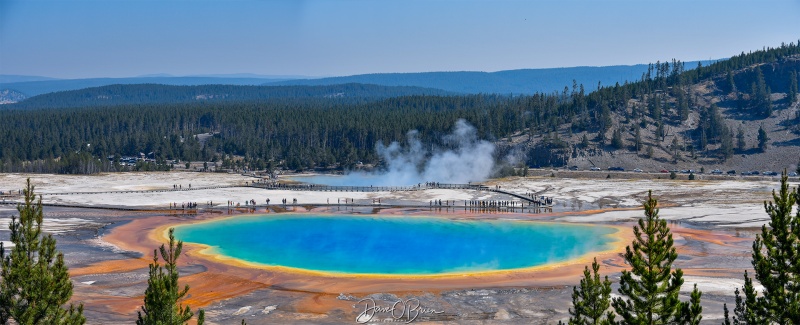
[590,166,601,171]
[569,165,578,170]
[608,167,624,171]
[763,171,778,176]
[727,170,736,175]
[633,168,643,173]
[750,171,760,176]
[711,169,723,174]
[680,170,689,173]
[789,172,798,177]
[660,169,669,173]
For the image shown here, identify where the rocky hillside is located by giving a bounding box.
[502,48,800,173]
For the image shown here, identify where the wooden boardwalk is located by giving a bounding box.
[251,182,553,207]
[43,185,240,196]
[249,182,483,192]
[1,181,554,213]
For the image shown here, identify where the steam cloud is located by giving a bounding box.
[345,119,496,186]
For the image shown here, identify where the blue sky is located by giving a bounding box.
[1,0,798,79]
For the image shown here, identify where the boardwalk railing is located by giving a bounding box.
[249,183,485,192]
[29,183,553,207]
[43,185,240,196]
[249,182,552,206]
[488,189,539,204]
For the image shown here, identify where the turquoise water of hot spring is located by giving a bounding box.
[174,214,617,275]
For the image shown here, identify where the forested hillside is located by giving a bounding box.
[0,42,798,174]
[514,42,800,171]
[6,83,453,109]
[0,94,524,173]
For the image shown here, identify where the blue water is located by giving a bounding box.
[173,215,617,275]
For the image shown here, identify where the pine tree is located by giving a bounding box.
[634,126,642,152]
[561,258,615,325]
[699,128,708,151]
[725,272,759,324]
[679,98,689,123]
[750,67,773,117]
[726,173,800,323]
[720,126,734,159]
[736,126,746,152]
[789,70,798,104]
[600,101,612,134]
[611,128,624,149]
[657,122,666,142]
[0,179,85,324]
[757,125,769,152]
[765,86,773,117]
[679,284,703,325]
[727,70,738,94]
[136,228,204,325]
[611,190,702,324]
[671,136,682,161]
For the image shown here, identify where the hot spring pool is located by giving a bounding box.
[173,215,618,275]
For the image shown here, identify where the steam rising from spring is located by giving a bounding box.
[374,119,495,185]
[301,120,495,187]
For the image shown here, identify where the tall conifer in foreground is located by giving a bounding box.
[560,258,615,325]
[611,190,702,324]
[0,179,85,324]
[724,172,800,324]
[136,228,203,325]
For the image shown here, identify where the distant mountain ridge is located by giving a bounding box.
[135,73,312,79]
[0,75,60,83]
[5,83,454,109]
[0,76,292,97]
[267,61,716,95]
[1,61,716,98]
